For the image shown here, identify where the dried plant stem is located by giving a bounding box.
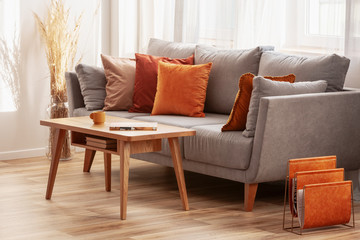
[0,34,21,110]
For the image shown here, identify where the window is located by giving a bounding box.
[177,0,355,53]
[296,0,346,52]
[307,0,346,37]
[350,1,360,38]
[0,0,19,112]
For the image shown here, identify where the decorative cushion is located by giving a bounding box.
[195,45,274,114]
[75,64,106,111]
[222,73,295,131]
[129,53,194,113]
[147,38,196,58]
[101,54,135,111]
[258,51,350,92]
[151,61,212,117]
[243,77,328,137]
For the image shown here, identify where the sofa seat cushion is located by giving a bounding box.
[72,108,149,118]
[132,113,228,128]
[132,113,228,159]
[184,124,253,170]
[156,137,185,158]
[105,111,150,118]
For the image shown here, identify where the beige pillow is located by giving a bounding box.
[101,54,136,110]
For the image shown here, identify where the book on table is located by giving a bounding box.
[109,122,158,131]
[86,135,117,149]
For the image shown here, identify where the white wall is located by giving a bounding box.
[0,0,102,160]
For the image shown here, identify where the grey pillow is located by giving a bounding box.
[195,45,274,114]
[146,38,196,58]
[75,64,107,111]
[258,52,350,92]
[243,76,328,137]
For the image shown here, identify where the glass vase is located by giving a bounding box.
[47,101,72,160]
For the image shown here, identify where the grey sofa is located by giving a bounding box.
[66,38,360,211]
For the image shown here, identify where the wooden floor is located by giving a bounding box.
[0,153,359,240]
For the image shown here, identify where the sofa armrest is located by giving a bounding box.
[343,87,360,91]
[246,91,360,183]
[66,72,85,117]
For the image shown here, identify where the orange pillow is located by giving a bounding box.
[129,53,194,113]
[222,73,295,131]
[151,61,213,117]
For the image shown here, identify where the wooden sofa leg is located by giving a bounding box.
[244,183,258,212]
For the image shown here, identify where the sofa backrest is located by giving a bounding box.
[147,38,274,115]
[195,45,274,114]
[147,38,196,58]
[258,52,350,92]
[65,72,85,117]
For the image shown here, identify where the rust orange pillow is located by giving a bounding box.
[222,73,295,131]
[151,61,213,117]
[128,53,194,113]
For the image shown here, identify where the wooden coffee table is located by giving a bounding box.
[40,116,195,219]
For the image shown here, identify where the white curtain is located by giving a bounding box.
[0,0,19,112]
[179,0,286,49]
[345,0,360,88]
[113,0,360,88]
[117,0,175,57]
[181,0,359,87]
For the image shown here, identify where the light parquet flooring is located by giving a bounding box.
[0,153,359,240]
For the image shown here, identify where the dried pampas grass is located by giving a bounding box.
[34,0,82,159]
[34,0,82,104]
[0,33,21,110]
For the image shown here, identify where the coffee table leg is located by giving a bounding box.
[168,137,189,211]
[46,128,66,199]
[83,149,96,172]
[104,153,111,192]
[119,141,131,220]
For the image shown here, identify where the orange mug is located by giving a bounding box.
[90,111,105,124]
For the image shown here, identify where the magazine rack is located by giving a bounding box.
[283,156,355,234]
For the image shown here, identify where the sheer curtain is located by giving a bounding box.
[345,0,360,88]
[0,0,19,112]
[114,0,360,87]
[117,0,175,57]
[180,0,286,49]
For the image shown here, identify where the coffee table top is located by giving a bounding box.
[40,116,196,141]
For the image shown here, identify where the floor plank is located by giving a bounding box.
[0,153,359,239]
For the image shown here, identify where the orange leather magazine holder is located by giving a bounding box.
[287,156,336,217]
[295,168,344,190]
[283,156,355,234]
[301,181,352,229]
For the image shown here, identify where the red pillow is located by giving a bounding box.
[128,53,194,113]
